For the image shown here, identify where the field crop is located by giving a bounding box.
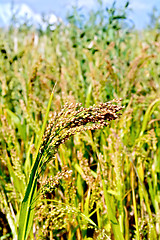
[0,2,160,240]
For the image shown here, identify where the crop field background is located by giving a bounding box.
[0,2,160,240]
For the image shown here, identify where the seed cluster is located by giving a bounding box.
[40,99,123,164]
[35,100,123,238]
[40,167,73,196]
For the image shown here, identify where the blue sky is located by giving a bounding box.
[0,0,160,29]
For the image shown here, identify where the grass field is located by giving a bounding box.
[0,3,160,240]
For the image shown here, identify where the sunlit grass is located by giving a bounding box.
[0,3,160,239]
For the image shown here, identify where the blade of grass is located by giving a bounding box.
[0,233,11,240]
[24,136,34,179]
[99,163,124,240]
[6,109,26,141]
[84,187,90,216]
[131,166,140,240]
[1,188,17,240]
[85,83,92,107]
[5,151,25,198]
[131,158,157,238]
[18,86,56,240]
[140,98,160,137]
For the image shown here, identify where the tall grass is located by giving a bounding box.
[0,2,160,239]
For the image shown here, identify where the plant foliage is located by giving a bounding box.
[0,1,160,240]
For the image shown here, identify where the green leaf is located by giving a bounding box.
[85,83,92,107]
[6,109,26,141]
[99,163,124,240]
[5,153,25,198]
[18,87,55,240]
[140,98,160,137]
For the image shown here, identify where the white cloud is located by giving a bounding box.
[0,3,58,28]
